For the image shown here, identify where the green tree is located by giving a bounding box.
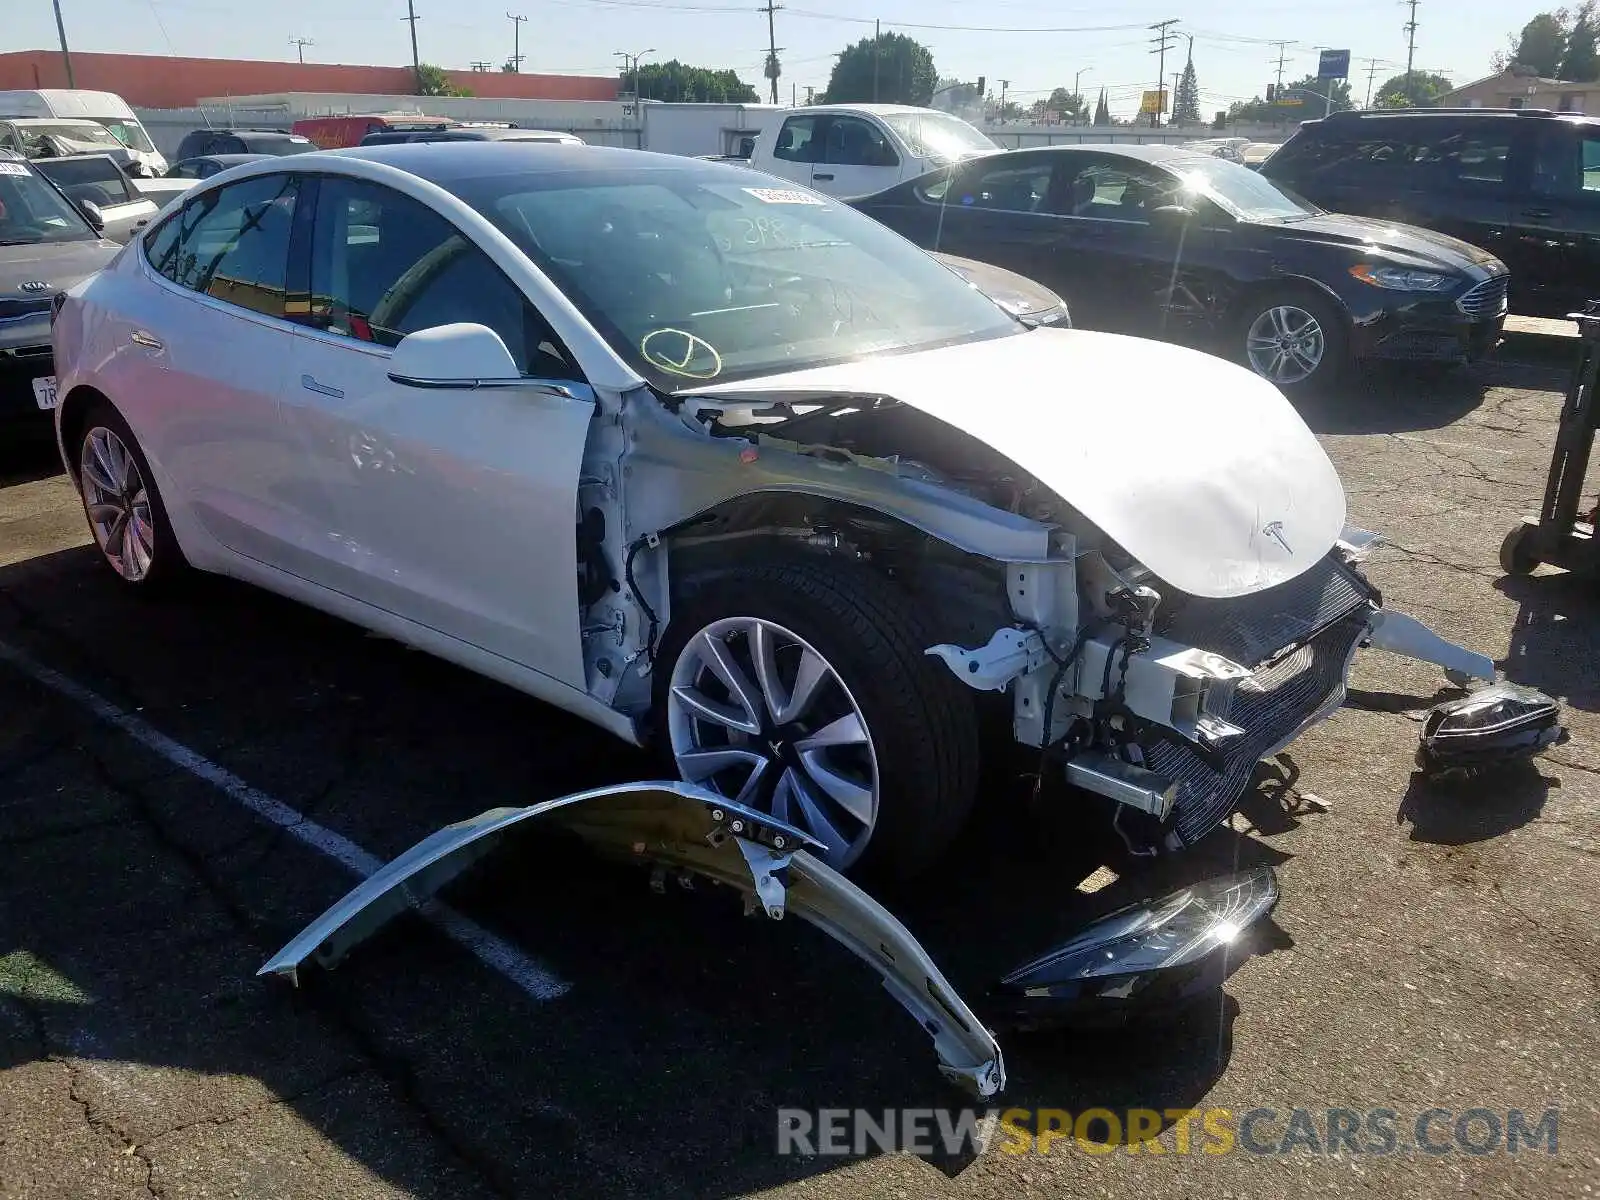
[1563,3,1600,79]
[1174,58,1201,123]
[822,32,937,105]
[1510,12,1569,76]
[501,61,517,73]
[624,60,759,103]
[1373,70,1454,107]
[1093,88,1111,125]
[1046,86,1085,118]
[415,64,472,97]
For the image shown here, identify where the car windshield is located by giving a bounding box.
[95,118,155,153]
[1170,156,1321,221]
[19,122,125,155]
[0,161,96,244]
[881,112,997,162]
[460,166,1020,390]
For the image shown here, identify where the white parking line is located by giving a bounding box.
[0,640,571,1002]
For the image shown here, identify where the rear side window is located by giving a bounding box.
[145,173,300,319]
[34,157,136,205]
[772,115,821,163]
[305,176,579,379]
[954,159,1055,213]
[821,116,898,168]
[1532,127,1600,198]
[1269,120,1514,190]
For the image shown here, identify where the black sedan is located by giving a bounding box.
[852,144,1510,390]
[164,153,272,180]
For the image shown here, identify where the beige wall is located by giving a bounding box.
[1445,76,1600,112]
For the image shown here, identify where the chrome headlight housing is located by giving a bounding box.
[1349,264,1459,292]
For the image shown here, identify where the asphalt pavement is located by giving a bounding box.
[0,353,1597,1199]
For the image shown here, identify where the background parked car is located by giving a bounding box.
[173,128,316,161]
[166,153,273,181]
[0,88,166,176]
[1261,107,1600,318]
[292,114,453,149]
[0,151,119,423]
[0,117,135,164]
[852,144,1509,391]
[30,153,160,243]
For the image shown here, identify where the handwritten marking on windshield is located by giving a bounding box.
[641,328,724,379]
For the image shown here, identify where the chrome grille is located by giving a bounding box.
[1456,275,1509,319]
[1145,614,1370,845]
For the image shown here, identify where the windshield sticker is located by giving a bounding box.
[641,328,723,380]
[0,162,30,177]
[742,187,826,206]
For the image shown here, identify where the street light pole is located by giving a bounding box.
[52,0,76,87]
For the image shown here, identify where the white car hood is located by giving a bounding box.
[684,328,1347,599]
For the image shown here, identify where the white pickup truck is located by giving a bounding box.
[745,103,997,199]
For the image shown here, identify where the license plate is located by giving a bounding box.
[31,375,58,410]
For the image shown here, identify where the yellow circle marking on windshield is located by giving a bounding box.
[641,328,723,379]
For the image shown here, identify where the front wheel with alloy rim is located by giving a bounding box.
[654,558,980,878]
[1239,290,1349,392]
[74,401,187,589]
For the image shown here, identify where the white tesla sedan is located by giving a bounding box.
[51,143,1497,876]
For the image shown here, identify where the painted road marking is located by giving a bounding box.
[0,640,571,1002]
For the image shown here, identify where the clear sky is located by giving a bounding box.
[8,0,1534,117]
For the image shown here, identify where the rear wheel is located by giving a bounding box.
[1499,523,1541,577]
[74,401,187,590]
[1238,289,1349,392]
[654,557,980,878]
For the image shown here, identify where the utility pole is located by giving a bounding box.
[1270,40,1290,92]
[471,60,492,72]
[51,0,75,87]
[762,0,783,105]
[1361,57,1383,107]
[507,12,527,72]
[289,37,314,63]
[1403,0,1420,99]
[1148,18,1179,127]
[404,0,422,95]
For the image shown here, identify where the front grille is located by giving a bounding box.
[0,297,52,322]
[1159,554,1374,669]
[1146,613,1371,845]
[1456,275,1509,319]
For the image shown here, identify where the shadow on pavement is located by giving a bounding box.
[1495,570,1600,713]
[1296,358,1567,436]
[1394,761,1555,845]
[0,546,1257,1197]
[0,421,64,487]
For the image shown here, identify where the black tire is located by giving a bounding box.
[652,556,981,879]
[1499,523,1541,577]
[1235,287,1351,393]
[73,400,189,591]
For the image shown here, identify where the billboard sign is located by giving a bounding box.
[1139,89,1168,114]
[1318,49,1351,80]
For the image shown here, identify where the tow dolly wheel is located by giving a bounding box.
[1498,523,1541,577]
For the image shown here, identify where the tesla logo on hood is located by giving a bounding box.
[1262,521,1293,554]
[18,281,50,292]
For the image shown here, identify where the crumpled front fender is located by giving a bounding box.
[258,782,1006,1099]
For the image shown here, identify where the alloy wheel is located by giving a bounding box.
[666,616,880,869]
[80,426,155,582]
[1246,304,1326,385]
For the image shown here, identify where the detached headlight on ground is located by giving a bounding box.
[1349,264,1458,291]
[1418,682,1567,777]
[992,867,1279,1028]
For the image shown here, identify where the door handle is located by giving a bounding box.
[812,172,835,181]
[132,219,149,230]
[300,374,345,399]
[1523,207,1556,220]
[129,330,163,350]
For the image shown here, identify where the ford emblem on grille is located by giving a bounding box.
[19,281,50,292]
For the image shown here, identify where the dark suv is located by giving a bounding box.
[1262,108,1600,317]
[172,129,315,160]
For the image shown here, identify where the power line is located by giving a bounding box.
[507,11,527,72]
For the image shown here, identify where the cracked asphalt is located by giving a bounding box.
[1,348,1598,1199]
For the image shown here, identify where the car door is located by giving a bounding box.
[133,172,301,559]
[766,113,824,188]
[811,114,900,198]
[35,156,156,243]
[919,154,1072,288]
[277,174,595,686]
[1507,122,1600,316]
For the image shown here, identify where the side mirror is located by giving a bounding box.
[1147,203,1195,233]
[78,201,105,233]
[387,322,523,389]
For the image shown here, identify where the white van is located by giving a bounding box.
[746,104,996,199]
[0,90,166,176]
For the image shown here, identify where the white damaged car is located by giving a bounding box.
[52,143,1503,881]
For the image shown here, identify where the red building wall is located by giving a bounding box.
[0,50,618,108]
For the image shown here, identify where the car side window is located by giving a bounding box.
[1059,161,1179,221]
[822,116,898,168]
[951,160,1055,213]
[306,177,579,379]
[36,158,137,206]
[1532,128,1600,199]
[1268,121,1511,191]
[145,173,300,319]
[772,115,821,163]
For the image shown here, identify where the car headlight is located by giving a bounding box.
[1349,263,1458,291]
